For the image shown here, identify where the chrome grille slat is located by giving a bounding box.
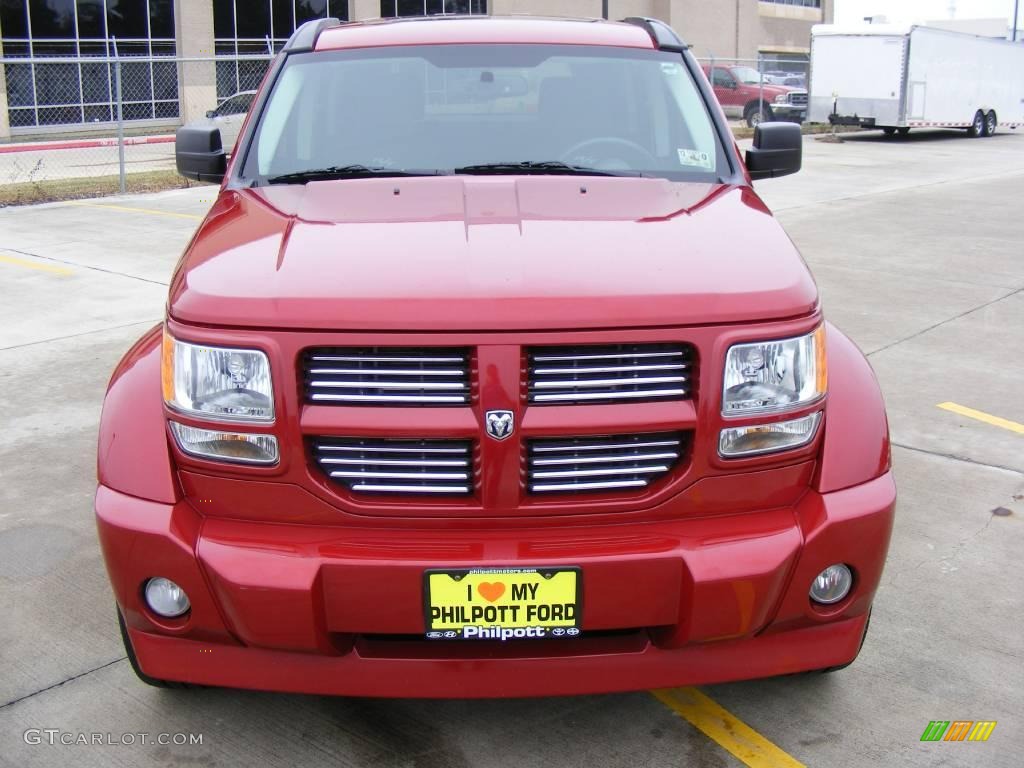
[532,465,670,479]
[308,368,465,377]
[311,438,474,496]
[527,344,694,406]
[532,451,679,466]
[304,347,471,407]
[310,380,467,391]
[533,375,687,389]
[527,432,686,495]
[534,363,688,375]
[532,388,687,403]
[532,439,680,453]
[319,457,470,467]
[532,480,649,493]
[311,393,468,404]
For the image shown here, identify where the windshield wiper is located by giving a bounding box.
[266,165,446,185]
[454,161,640,177]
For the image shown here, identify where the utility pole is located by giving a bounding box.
[602,1,608,19]
[1014,0,1020,41]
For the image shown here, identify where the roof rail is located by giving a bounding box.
[622,17,689,52]
[283,17,342,53]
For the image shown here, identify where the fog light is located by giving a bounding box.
[144,577,191,618]
[809,564,853,605]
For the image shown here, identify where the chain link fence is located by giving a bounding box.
[1,49,813,196]
[1,51,273,193]
[695,55,810,128]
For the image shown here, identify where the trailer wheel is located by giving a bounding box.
[897,127,911,137]
[745,102,771,128]
[968,110,985,138]
[984,111,997,137]
[882,127,897,137]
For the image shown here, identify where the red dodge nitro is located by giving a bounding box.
[96,15,895,698]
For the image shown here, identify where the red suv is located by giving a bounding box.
[97,16,894,698]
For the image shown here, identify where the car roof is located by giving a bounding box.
[315,16,657,52]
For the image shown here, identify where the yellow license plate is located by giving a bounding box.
[424,567,580,640]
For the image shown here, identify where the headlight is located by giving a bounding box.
[719,411,821,458]
[774,93,789,104]
[162,330,274,422]
[722,326,826,415]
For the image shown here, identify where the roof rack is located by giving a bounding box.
[622,17,689,52]
[283,17,343,53]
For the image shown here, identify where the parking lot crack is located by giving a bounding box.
[0,245,170,287]
[891,442,1024,476]
[867,285,1024,358]
[0,657,126,711]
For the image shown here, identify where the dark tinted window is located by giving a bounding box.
[29,0,75,37]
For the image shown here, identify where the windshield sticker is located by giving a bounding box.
[661,62,681,76]
[678,148,712,169]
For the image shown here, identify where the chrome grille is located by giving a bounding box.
[527,344,693,405]
[527,432,686,494]
[789,92,808,106]
[312,438,474,495]
[303,347,470,406]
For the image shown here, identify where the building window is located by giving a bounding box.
[213,0,350,99]
[380,1,487,17]
[1,0,177,128]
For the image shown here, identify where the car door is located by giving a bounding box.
[708,67,742,119]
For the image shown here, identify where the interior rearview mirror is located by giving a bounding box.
[206,109,216,118]
[745,122,802,180]
[176,125,227,183]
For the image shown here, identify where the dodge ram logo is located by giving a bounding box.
[485,410,514,441]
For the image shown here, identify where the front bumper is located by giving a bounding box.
[772,105,807,122]
[97,471,895,698]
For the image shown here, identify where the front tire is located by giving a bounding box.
[967,110,985,138]
[745,102,771,128]
[117,607,193,689]
[983,111,997,137]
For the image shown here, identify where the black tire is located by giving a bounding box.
[882,127,897,137]
[967,110,985,138]
[897,127,911,137]
[745,102,771,128]
[816,610,872,674]
[983,111,997,137]
[117,607,193,689]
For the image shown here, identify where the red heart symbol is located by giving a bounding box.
[477,582,506,603]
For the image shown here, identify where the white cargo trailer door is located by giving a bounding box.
[809,32,907,125]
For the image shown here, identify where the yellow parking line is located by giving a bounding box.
[0,253,73,276]
[651,687,806,768]
[937,402,1024,435]
[68,202,203,221]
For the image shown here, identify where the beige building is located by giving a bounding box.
[1,0,831,139]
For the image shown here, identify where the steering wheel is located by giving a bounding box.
[560,137,658,170]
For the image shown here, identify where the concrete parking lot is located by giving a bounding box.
[1,129,1022,767]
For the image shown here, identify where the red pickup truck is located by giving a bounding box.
[97,16,894,698]
[704,63,808,127]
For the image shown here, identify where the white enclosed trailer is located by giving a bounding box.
[809,24,1024,136]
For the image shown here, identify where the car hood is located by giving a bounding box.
[169,177,818,331]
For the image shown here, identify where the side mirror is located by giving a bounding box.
[745,122,802,180]
[176,125,227,183]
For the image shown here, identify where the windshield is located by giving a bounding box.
[241,45,725,184]
[731,66,764,85]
